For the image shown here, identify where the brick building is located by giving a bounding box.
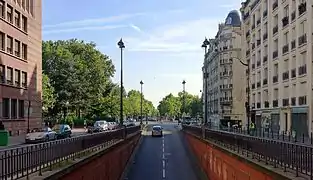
[0,0,42,135]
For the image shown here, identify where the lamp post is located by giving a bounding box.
[230,56,250,134]
[117,38,125,126]
[182,80,186,119]
[27,100,31,133]
[202,38,209,126]
[140,80,144,125]
[42,106,46,127]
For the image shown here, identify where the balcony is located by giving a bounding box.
[272,1,278,11]
[282,16,289,27]
[263,33,268,41]
[256,39,261,46]
[256,61,261,67]
[273,100,278,107]
[298,34,307,46]
[291,11,296,21]
[272,25,278,35]
[263,10,268,18]
[252,83,255,89]
[291,68,296,78]
[252,43,255,50]
[273,75,278,83]
[282,71,289,81]
[272,50,278,59]
[298,2,307,16]
[256,102,261,108]
[291,40,296,49]
[282,44,289,54]
[298,65,307,76]
[264,101,269,108]
[263,56,268,63]
[291,97,296,106]
[256,81,261,88]
[263,78,268,85]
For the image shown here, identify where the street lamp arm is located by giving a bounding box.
[231,57,248,67]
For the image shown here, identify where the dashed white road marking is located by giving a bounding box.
[162,135,166,178]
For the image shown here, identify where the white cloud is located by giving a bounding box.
[43,25,126,35]
[129,24,142,33]
[124,18,222,53]
[43,13,143,29]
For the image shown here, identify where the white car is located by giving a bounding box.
[25,127,57,143]
[94,120,109,132]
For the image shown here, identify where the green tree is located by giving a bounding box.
[42,39,115,117]
[42,73,56,114]
[157,94,181,117]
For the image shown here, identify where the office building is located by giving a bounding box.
[0,0,42,135]
[241,0,311,135]
[203,10,246,127]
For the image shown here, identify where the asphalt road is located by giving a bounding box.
[126,122,198,180]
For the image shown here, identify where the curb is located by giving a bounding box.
[119,134,144,180]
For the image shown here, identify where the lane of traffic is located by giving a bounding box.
[127,123,199,180]
[127,126,163,180]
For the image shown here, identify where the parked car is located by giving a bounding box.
[25,127,57,143]
[93,120,109,132]
[53,124,72,139]
[108,122,118,130]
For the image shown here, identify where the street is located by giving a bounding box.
[126,122,199,180]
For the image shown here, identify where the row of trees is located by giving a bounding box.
[42,39,158,125]
[157,92,202,118]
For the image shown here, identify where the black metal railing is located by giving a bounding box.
[183,125,313,179]
[0,126,141,180]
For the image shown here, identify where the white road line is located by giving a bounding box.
[162,147,164,153]
[162,160,165,168]
[163,169,166,178]
[162,136,166,178]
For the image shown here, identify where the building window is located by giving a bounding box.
[26,0,29,12]
[0,31,4,51]
[22,15,27,32]
[0,65,4,83]
[11,99,17,119]
[22,0,26,9]
[21,71,27,87]
[6,5,12,23]
[18,100,24,118]
[6,36,13,54]
[14,69,20,86]
[0,0,4,18]
[22,43,27,59]
[14,10,20,28]
[6,67,13,85]
[2,98,9,118]
[14,40,20,57]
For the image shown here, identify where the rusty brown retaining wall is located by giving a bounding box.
[45,133,141,180]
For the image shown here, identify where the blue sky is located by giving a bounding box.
[42,0,241,107]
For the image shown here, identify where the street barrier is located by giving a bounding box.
[0,125,141,180]
[183,125,312,180]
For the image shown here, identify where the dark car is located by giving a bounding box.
[53,124,72,139]
[152,126,163,137]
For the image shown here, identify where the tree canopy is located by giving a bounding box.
[157,92,202,118]
[42,39,157,123]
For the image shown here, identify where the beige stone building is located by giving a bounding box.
[0,0,42,135]
[203,10,246,128]
[240,0,310,135]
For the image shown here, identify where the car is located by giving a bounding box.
[94,120,109,132]
[25,127,57,143]
[152,126,163,137]
[108,122,118,130]
[53,124,72,139]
